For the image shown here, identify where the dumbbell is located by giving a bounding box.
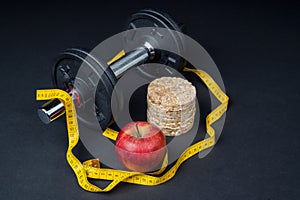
[38,9,185,129]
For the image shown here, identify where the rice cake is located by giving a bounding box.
[147,77,196,136]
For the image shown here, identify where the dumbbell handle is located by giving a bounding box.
[38,44,154,124]
[111,44,154,78]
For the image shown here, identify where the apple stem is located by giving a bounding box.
[135,124,141,138]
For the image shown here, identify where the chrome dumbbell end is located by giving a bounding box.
[37,99,65,124]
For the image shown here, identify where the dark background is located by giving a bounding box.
[0,1,299,199]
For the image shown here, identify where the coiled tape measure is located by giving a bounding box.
[36,65,229,192]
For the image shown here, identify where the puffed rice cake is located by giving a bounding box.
[147,77,196,136]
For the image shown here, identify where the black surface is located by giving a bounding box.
[0,1,299,199]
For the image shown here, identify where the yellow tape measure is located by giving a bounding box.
[36,67,229,192]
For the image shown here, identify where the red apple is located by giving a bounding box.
[115,121,166,172]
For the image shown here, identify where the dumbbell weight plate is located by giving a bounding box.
[52,48,116,129]
[127,9,185,76]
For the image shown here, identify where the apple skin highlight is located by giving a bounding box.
[115,121,167,172]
